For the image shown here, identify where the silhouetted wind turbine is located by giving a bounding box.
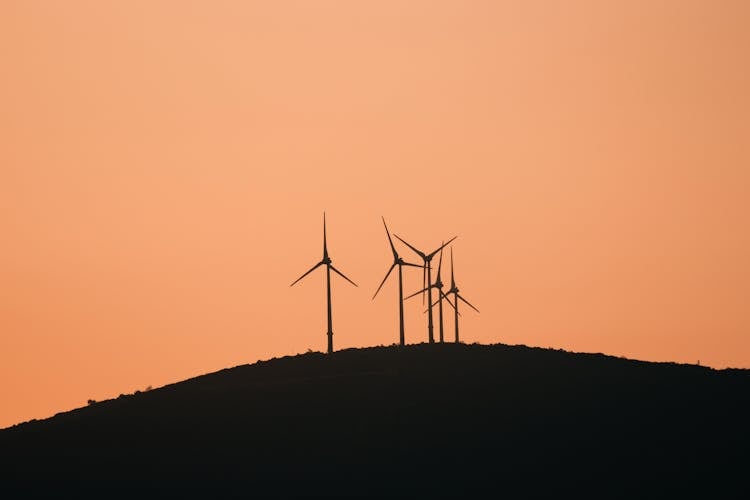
[372,217,422,346]
[290,213,357,354]
[395,234,456,343]
[442,247,479,343]
[407,245,457,343]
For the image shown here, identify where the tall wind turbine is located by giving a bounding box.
[442,247,479,343]
[290,213,357,354]
[372,217,422,346]
[407,246,457,343]
[394,234,456,343]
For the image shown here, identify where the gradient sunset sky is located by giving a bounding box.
[2,0,749,429]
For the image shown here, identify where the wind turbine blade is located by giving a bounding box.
[405,285,431,300]
[382,217,399,259]
[394,235,426,259]
[427,236,457,259]
[290,261,324,287]
[322,212,329,260]
[435,243,444,280]
[372,263,397,300]
[330,264,358,287]
[424,292,459,315]
[401,261,422,268]
[450,247,456,289]
[457,294,480,313]
[441,290,459,313]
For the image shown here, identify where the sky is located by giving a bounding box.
[1,0,749,429]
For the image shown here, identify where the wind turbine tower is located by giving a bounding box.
[443,247,480,343]
[408,245,457,343]
[372,217,422,346]
[395,234,456,343]
[290,213,357,354]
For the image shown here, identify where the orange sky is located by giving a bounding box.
[2,0,749,429]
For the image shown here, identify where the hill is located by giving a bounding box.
[1,343,748,495]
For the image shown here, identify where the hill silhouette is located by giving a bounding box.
[1,343,748,495]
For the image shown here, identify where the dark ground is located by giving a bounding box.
[1,342,748,496]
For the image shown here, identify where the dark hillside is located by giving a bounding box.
[1,343,748,495]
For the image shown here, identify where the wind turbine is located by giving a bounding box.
[406,245,457,343]
[394,234,456,343]
[442,247,479,343]
[372,217,422,346]
[290,213,357,354]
